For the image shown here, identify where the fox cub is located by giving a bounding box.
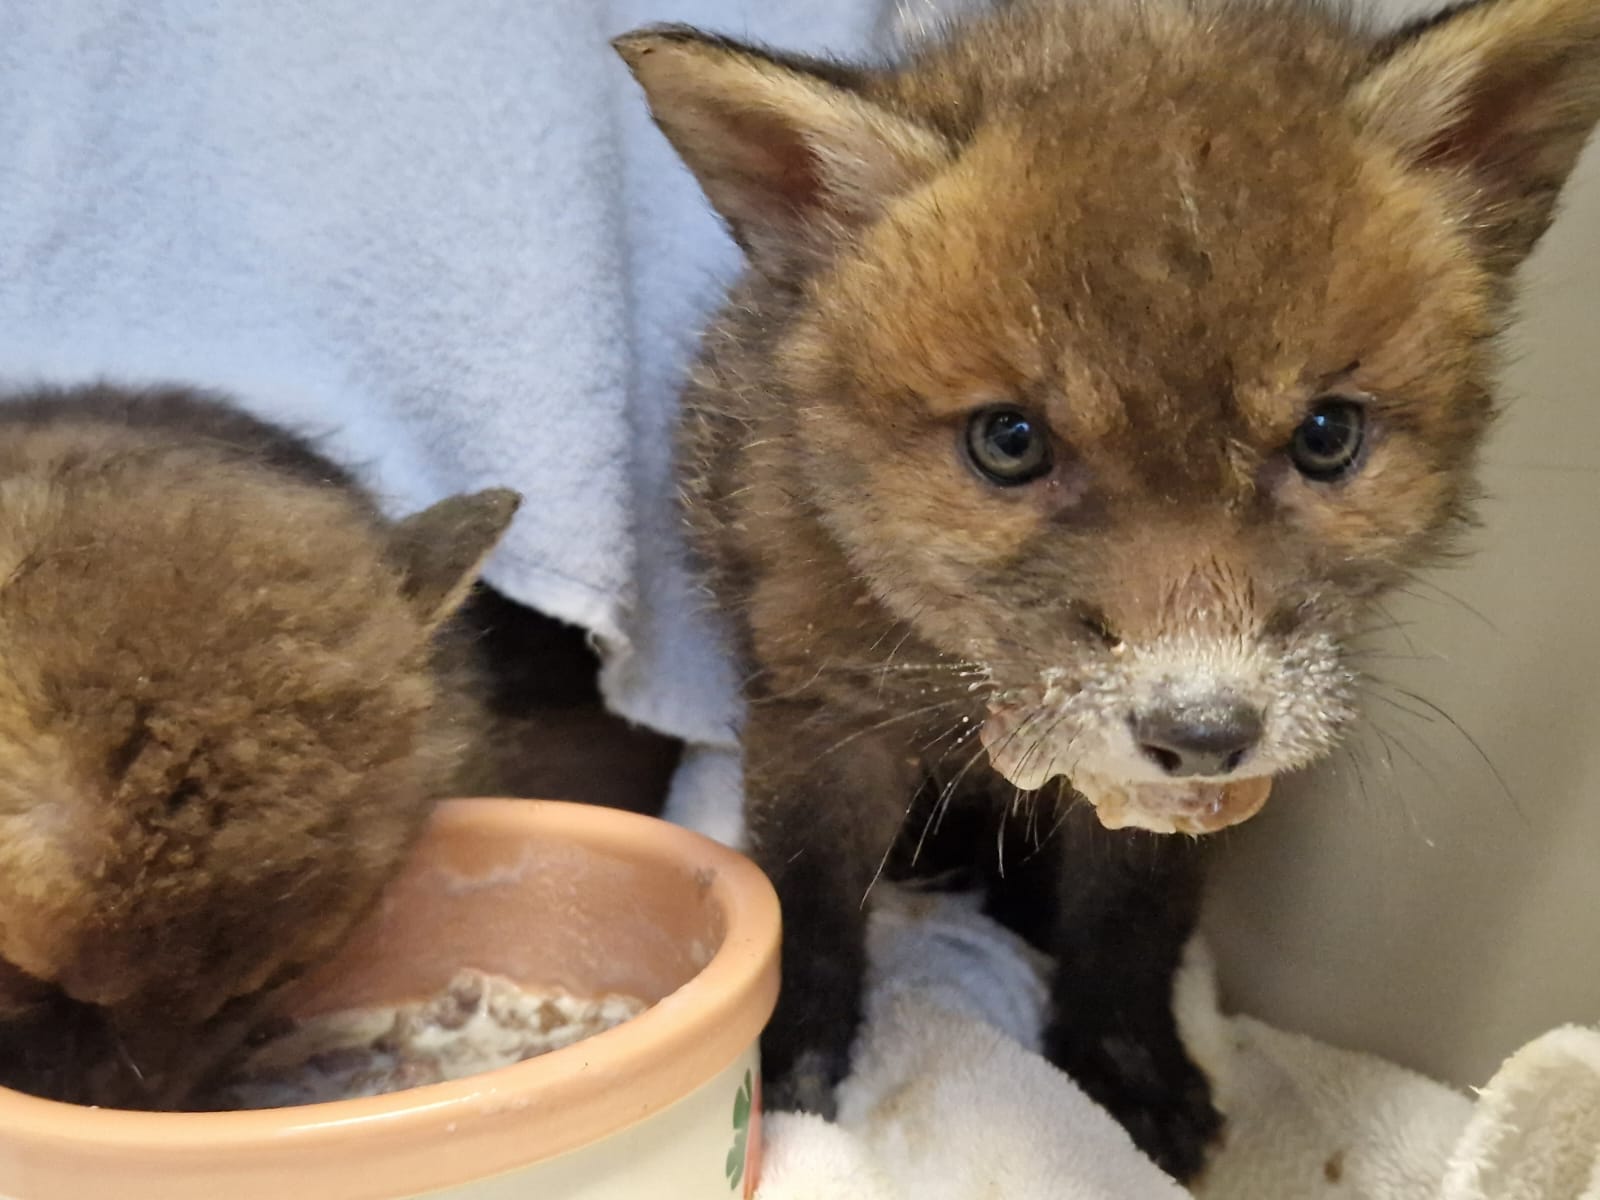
[617,0,1600,1178]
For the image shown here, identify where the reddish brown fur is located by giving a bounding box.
[618,0,1600,1176]
[673,3,1513,681]
[0,385,519,1107]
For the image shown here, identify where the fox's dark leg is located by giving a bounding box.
[1043,806,1220,1182]
[743,699,912,1118]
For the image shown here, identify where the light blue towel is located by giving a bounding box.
[0,0,891,829]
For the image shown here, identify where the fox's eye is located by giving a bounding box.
[966,408,1052,485]
[1288,400,1365,481]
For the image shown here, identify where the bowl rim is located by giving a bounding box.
[0,798,780,1200]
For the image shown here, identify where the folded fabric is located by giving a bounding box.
[755,885,1600,1200]
[0,0,894,827]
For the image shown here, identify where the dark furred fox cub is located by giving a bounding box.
[616,0,1600,1179]
[0,384,520,1110]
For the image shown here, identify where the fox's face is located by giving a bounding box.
[619,0,1600,828]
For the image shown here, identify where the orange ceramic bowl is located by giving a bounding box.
[0,799,780,1200]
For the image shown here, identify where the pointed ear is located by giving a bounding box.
[387,488,521,630]
[613,25,952,263]
[1352,0,1600,271]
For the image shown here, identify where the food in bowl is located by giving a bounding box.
[0,799,780,1200]
[200,969,648,1110]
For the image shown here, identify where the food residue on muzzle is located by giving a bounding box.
[980,704,1274,834]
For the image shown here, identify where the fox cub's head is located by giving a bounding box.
[618,0,1600,825]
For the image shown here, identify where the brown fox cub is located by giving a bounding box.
[616,0,1600,1179]
[0,384,520,1109]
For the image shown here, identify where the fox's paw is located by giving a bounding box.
[1048,1024,1223,1183]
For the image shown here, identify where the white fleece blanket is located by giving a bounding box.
[754,886,1600,1200]
[0,0,917,835]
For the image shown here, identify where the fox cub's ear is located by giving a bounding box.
[1353,0,1600,271]
[614,25,951,265]
[387,488,521,632]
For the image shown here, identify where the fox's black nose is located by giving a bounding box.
[1132,701,1263,777]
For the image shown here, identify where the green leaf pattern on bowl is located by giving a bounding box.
[725,1070,754,1190]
